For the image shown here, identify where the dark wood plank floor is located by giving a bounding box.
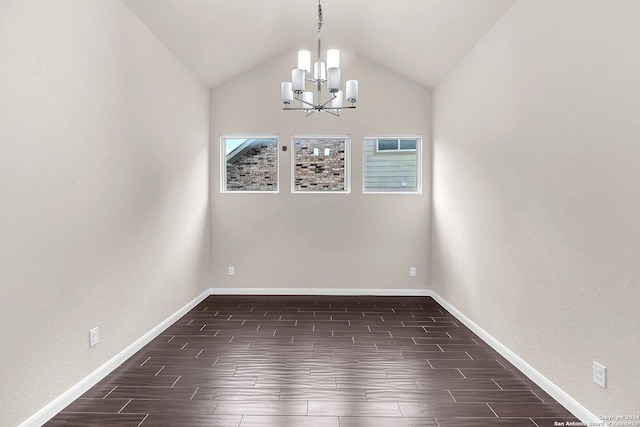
[46,295,582,426]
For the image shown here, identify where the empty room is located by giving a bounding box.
[1,0,639,426]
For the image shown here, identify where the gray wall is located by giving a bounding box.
[0,1,210,425]
[432,0,640,415]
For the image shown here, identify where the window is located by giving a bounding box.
[376,138,417,152]
[292,136,349,192]
[364,137,420,193]
[222,136,278,192]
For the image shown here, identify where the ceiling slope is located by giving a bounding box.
[122,0,515,89]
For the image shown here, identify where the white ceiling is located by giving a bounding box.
[122,0,515,89]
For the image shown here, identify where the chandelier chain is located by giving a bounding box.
[317,0,323,39]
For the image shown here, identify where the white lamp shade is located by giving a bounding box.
[327,68,341,93]
[346,80,359,103]
[331,90,343,109]
[297,50,311,73]
[302,91,314,110]
[314,61,326,81]
[292,69,305,93]
[327,49,340,69]
[281,82,293,104]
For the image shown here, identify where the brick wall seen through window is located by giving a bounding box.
[293,137,349,192]
[222,137,278,192]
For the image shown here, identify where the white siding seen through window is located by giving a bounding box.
[364,137,420,193]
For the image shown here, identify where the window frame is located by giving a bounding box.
[220,135,279,194]
[363,135,422,194]
[291,135,351,194]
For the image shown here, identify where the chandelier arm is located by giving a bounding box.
[320,95,336,108]
[294,95,315,109]
[282,106,354,113]
[283,107,310,111]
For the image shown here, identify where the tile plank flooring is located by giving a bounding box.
[46,295,581,426]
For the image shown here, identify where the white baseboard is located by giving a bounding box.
[426,290,599,424]
[209,287,431,296]
[23,286,596,426]
[19,288,211,427]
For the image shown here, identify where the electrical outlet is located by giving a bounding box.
[409,267,417,277]
[593,361,606,388]
[89,327,99,347]
[228,266,235,276]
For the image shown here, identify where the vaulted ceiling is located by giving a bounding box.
[122,0,515,89]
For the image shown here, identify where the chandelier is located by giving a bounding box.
[280,0,359,116]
